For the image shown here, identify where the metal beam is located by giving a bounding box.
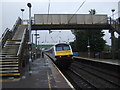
[31,24,110,30]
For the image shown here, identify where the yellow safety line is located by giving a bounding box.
[47,72,52,90]
[21,24,27,26]
[0,73,20,76]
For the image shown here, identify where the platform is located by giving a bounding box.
[73,56,120,66]
[2,55,74,89]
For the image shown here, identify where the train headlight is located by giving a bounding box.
[67,55,70,57]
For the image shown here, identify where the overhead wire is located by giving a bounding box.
[47,0,51,24]
[68,0,86,23]
[68,0,119,24]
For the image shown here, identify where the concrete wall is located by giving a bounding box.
[34,14,108,25]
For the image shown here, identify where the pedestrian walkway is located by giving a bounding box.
[2,55,74,89]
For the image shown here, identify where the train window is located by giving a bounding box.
[56,47,63,51]
[56,46,70,51]
[63,46,70,50]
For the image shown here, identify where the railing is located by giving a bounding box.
[0,17,22,48]
[1,28,10,38]
[22,17,34,25]
[11,17,22,39]
[108,17,120,34]
[17,28,28,71]
[0,28,12,48]
[22,19,29,24]
[17,28,27,56]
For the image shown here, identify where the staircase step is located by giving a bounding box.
[0,57,18,59]
[7,39,21,42]
[0,64,19,67]
[0,55,17,57]
[0,67,19,70]
[5,44,18,46]
[0,70,19,73]
[0,53,16,55]
[0,62,18,64]
[0,59,18,62]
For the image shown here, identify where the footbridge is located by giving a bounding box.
[32,14,120,34]
[0,14,119,79]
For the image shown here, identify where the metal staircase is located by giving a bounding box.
[0,40,20,78]
[0,23,28,81]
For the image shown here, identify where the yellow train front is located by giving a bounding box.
[53,43,73,68]
[52,43,73,68]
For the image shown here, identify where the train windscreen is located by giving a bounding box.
[56,46,70,51]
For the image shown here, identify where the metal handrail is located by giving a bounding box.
[1,28,10,37]
[108,17,120,34]
[0,28,12,48]
[0,28,10,41]
[17,28,27,56]
[11,17,22,38]
[22,17,34,25]
[0,17,22,48]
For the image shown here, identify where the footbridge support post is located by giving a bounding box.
[109,30,116,59]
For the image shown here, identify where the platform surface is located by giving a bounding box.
[2,55,74,89]
[74,56,120,66]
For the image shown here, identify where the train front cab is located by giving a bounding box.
[54,44,73,68]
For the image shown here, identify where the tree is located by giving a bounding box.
[71,30,106,52]
[104,44,111,51]
[89,9,96,15]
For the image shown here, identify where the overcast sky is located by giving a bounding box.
[0,0,120,45]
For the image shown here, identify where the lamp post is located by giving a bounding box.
[34,30,39,59]
[89,9,96,24]
[111,9,115,24]
[87,38,90,58]
[21,9,24,21]
[27,3,32,74]
[36,36,40,58]
[110,9,115,59]
[111,9,115,19]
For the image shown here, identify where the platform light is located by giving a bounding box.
[27,3,32,75]
[111,9,115,21]
[21,9,25,22]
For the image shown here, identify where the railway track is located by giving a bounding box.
[62,58,120,89]
[62,68,97,89]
